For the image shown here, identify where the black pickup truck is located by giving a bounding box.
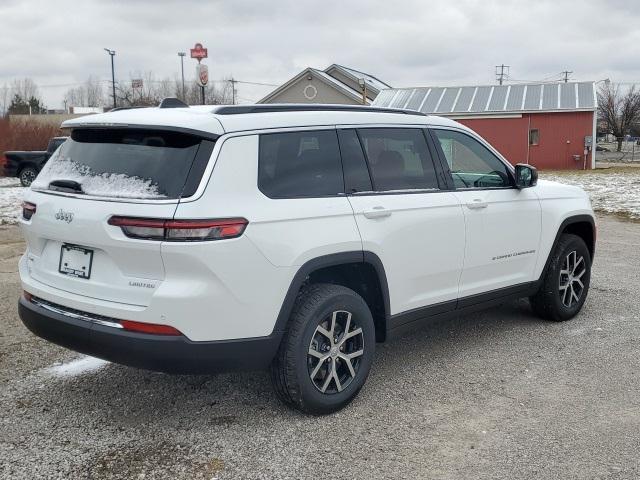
[3,136,68,186]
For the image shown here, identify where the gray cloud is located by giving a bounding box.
[1,0,637,108]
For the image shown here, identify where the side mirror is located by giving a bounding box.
[515,164,538,189]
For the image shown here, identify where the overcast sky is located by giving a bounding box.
[1,0,638,109]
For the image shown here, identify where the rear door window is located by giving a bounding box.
[32,129,214,199]
[258,129,344,198]
[357,128,439,191]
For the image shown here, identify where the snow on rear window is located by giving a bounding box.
[31,129,203,199]
[32,156,165,199]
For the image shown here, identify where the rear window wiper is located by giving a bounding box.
[48,180,85,194]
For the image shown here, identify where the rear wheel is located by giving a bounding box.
[19,166,38,187]
[530,234,591,321]
[270,283,375,414]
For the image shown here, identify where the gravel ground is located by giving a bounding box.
[1,215,639,479]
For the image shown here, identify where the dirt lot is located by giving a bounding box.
[1,215,639,480]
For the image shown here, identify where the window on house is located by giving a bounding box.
[529,129,539,146]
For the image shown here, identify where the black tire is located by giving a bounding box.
[19,166,38,187]
[530,234,591,321]
[270,283,375,415]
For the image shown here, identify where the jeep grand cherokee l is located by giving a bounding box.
[18,102,595,414]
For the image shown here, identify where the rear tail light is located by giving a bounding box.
[120,319,182,336]
[22,202,37,220]
[108,216,248,241]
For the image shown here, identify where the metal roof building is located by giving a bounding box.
[373,82,597,169]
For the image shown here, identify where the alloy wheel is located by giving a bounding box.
[21,170,36,186]
[559,250,586,308]
[307,310,364,394]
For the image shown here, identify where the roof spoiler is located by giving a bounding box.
[159,98,189,109]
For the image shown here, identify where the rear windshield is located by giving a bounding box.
[31,128,214,199]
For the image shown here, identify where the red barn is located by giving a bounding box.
[373,82,597,170]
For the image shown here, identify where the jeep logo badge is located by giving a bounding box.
[54,209,74,223]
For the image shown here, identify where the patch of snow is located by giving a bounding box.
[32,157,166,199]
[43,356,109,378]
[0,178,25,225]
[542,170,640,219]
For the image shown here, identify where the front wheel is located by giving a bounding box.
[530,233,591,321]
[270,283,375,414]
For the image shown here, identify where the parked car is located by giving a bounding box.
[3,136,68,186]
[18,102,595,414]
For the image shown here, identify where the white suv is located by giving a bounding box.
[18,102,595,414]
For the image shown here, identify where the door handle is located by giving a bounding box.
[363,206,392,219]
[466,199,488,209]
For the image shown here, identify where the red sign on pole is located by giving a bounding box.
[196,64,209,87]
[190,43,208,62]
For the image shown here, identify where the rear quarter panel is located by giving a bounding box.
[172,133,363,340]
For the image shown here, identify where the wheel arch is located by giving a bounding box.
[18,162,39,175]
[271,251,391,342]
[541,214,596,281]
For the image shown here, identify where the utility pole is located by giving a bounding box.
[229,78,237,104]
[495,64,510,85]
[178,52,186,101]
[562,70,573,83]
[104,48,116,109]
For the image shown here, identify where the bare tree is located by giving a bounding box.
[116,72,169,107]
[0,83,9,116]
[85,76,104,107]
[597,83,640,151]
[183,79,233,106]
[64,76,105,109]
[11,78,40,103]
[114,72,234,108]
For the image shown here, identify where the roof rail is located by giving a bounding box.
[159,97,189,108]
[212,104,427,116]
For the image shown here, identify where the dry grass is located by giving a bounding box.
[0,118,63,165]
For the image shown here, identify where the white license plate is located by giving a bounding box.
[59,244,94,279]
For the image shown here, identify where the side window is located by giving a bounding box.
[337,129,372,193]
[357,128,439,191]
[258,130,344,198]
[433,129,512,189]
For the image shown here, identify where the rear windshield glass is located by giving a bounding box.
[32,129,210,199]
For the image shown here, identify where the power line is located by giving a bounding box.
[233,80,279,87]
[561,70,573,83]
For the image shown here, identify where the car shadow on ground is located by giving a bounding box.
[29,299,547,423]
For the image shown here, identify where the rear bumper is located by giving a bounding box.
[2,163,19,177]
[18,297,281,374]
